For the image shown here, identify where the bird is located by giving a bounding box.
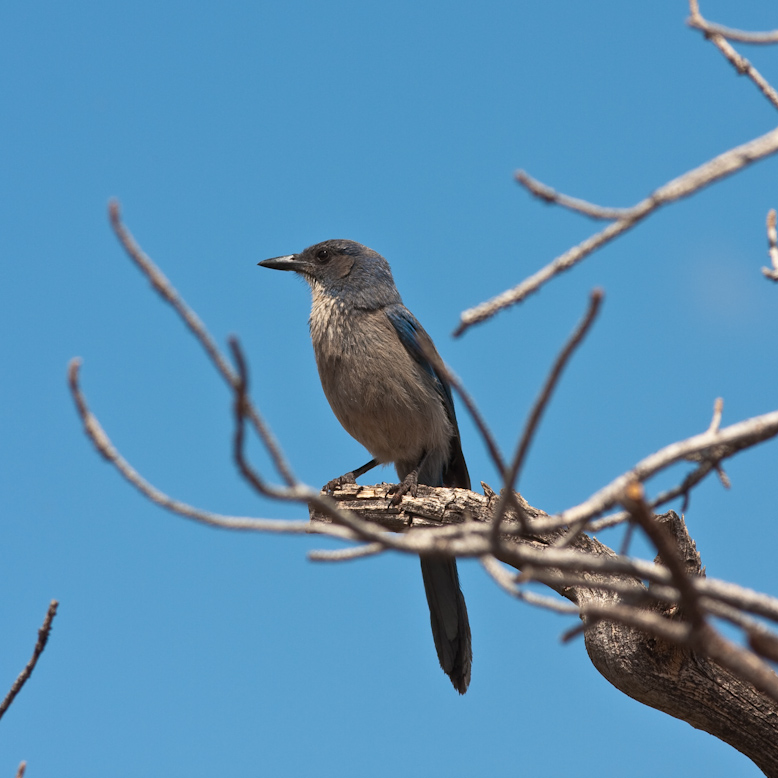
[258,239,472,694]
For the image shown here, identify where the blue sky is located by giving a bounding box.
[2,1,777,776]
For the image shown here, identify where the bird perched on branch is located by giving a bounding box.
[258,239,472,693]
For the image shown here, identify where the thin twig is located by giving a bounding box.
[425,353,530,532]
[108,200,297,487]
[309,543,386,562]
[480,556,579,614]
[618,522,636,556]
[433,360,506,481]
[530,407,778,538]
[763,208,778,281]
[507,289,602,487]
[16,763,26,778]
[511,564,660,606]
[708,397,724,433]
[491,289,603,542]
[706,598,778,638]
[67,358,317,534]
[515,170,632,220]
[688,0,778,45]
[700,578,778,625]
[0,601,58,721]
[715,464,732,490]
[688,1,778,111]
[227,337,406,542]
[560,622,587,642]
[455,127,778,336]
[589,458,719,532]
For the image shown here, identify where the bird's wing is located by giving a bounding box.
[385,304,470,489]
[385,305,455,415]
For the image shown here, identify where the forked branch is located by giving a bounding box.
[455,1,778,336]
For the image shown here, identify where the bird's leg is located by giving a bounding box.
[389,450,432,506]
[323,458,379,493]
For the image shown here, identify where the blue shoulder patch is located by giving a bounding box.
[385,305,456,419]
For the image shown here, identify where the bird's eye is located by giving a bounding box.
[315,248,330,263]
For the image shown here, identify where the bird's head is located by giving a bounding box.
[259,239,401,308]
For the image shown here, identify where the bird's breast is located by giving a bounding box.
[308,295,452,465]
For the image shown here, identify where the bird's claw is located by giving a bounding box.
[323,471,357,494]
[389,471,419,506]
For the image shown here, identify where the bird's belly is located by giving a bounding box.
[319,356,451,465]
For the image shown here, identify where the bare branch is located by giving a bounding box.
[227,337,303,502]
[226,336,402,542]
[67,358,314,534]
[688,0,778,45]
[15,762,26,778]
[589,457,720,532]
[688,1,778,111]
[108,200,297,487]
[432,360,506,482]
[514,170,633,220]
[536,407,778,538]
[0,601,58,721]
[707,598,778,638]
[316,485,778,628]
[748,626,778,663]
[456,126,778,335]
[580,600,693,645]
[420,344,532,533]
[308,543,385,562]
[505,289,602,486]
[763,208,778,281]
[489,524,778,711]
[708,397,724,433]
[491,289,602,540]
[480,555,579,614]
[621,481,705,629]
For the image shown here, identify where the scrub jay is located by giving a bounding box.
[259,239,472,694]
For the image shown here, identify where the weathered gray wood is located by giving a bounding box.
[311,483,778,777]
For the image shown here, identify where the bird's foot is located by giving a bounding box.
[322,471,357,494]
[389,470,419,506]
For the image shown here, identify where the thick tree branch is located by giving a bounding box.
[310,483,778,624]
[314,484,778,774]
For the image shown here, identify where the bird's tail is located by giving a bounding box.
[420,555,472,694]
[419,431,472,693]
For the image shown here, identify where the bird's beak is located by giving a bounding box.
[258,254,306,272]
